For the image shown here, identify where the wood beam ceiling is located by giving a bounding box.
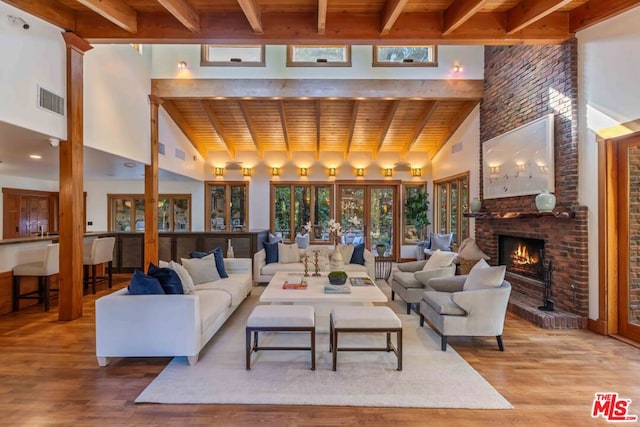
[317,0,328,34]
[200,100,234,158]
[2,0,76,30]
[380,0,410,35]
[238,100,263,158]
[156,0,200,33]
[439,100,479,148]
[315,100,321,161]
[277,101,291,159]
[346,100,360,160]
[76,0,138,33]
[569,0,640,32]
[376,101,400,158]
[236,0,263,33]
[161,100,202,156]
[507,0,573,34]
[402,101,438,155]
[443,0,490,35]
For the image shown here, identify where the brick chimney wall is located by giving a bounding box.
[476,40,588,318]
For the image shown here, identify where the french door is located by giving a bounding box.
[336,182,400,260]
[617,138,640,342]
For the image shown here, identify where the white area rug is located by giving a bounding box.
[136,285,512,409]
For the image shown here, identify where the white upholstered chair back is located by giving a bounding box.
[89,237,115,265]
[43,243,60,275]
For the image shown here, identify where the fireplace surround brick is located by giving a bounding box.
[476,40,588,329]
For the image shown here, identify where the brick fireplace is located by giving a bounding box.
[476,40,588,329]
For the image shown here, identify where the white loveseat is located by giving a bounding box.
[253,244,375,283]
[95,258,252,366]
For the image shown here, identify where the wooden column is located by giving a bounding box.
[144,95,163,270]
[59,33,92,321]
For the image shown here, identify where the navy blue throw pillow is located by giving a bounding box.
[147,263,184,294]
[350,243,366,266]
[189,248,228,278]
[128,268,165,295]
[263,241,279,264]
[212,247,228,278]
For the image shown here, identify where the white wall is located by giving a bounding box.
[150,45,484,80]
[577,6,640,319]
[84,45,151,164]
[158,108,206,181]
[0,2,65,140]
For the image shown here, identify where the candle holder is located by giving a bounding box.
[312,250,321,277]
[303,255,309,277]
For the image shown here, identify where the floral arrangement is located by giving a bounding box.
[326,219,342,246]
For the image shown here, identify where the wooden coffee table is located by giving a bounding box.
[260,271,387,332]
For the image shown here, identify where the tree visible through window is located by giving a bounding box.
[271,183,333,242]
[374,46,437,66]
[287,45,351,66]
[109,194,191,232]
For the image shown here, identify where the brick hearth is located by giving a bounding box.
[477,40,588,329]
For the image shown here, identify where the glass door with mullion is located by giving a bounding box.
[618,139,640,343]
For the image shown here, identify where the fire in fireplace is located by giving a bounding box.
[498,235,545,280]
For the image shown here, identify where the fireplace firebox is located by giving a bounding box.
[498,235,545,281]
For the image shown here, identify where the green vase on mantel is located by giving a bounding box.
[470,198,482,212]
[535,190,556,212]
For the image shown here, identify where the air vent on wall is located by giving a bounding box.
[159,142,166,155]
[174,148,185,160]
[451,141,463,154]
[38,85,65,116]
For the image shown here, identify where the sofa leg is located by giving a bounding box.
[391,291,395,301]
[406,303,411,315]
[441,336,447,351]
[97,357,110,367]
[187,355,199,365]
[419,314,424,327]
[496,335,505,351]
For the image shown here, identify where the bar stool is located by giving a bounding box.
[12,243,60,312]
[83,237,116,294]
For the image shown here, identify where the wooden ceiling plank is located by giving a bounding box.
[570,0,640,32]
[200,100,235,158]
[346,100,360,160]
[315,100,321,161]
[401,101,438,155]
[376,100,400,157]
[238,100,263,158]
[278,101,292,159]
[431,100,478,157]
[381,0,410,35]
[318,0,328,34]
[2,0,76,30]
[506,0,573,34]
[73,11,572,44]
[443,0,490,35]
[236,0,263,33]
[157,0,200,33]
[161,100,204,157]
[76,0,138,33]
[152,79,484,100]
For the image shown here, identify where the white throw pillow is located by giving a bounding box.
[169,260,195,294]
[459,239,490,260]
[463,262,506,291]
[180,254,220,285]
[423,249,457,271]
[278,243,300,264]
[159,260,171,268]
[470,258,490,271]
[308,247,330,270]
[295,233,310,249]
[337,244,355,264]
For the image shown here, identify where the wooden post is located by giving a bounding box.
[59,33,92,321]
[144,95,163,270]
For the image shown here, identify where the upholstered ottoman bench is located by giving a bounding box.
[329,306,403,371]
[245,305,316,370]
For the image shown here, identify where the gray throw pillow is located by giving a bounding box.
[430,233,453,251]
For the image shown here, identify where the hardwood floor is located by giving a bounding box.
[1,277,639,426]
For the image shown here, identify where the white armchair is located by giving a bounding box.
[390,260,456,314]
[419,275,511,351]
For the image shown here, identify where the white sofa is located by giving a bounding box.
[253,245,375,283]
[95,258,252,366]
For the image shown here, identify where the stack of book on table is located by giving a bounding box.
[324,283,351,294]
[282,274,307,290]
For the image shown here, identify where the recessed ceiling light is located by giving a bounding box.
[123,162,136,168]
[29,154,42,159]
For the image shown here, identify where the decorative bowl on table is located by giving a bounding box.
[328,271,348,286]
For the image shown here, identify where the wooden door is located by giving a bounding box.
[2,194,20,238]
[617,138,640,342]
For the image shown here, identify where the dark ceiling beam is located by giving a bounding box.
[277,101,292,159]
[76,0,138,33]
[376,101,400,158]
[380,0,409,35]
[156,0,200,33]
[569,0,640,32]
[506,0,573,34]
[402,101,438,156]
[72,11,572,44]
[238,100,263,158]
[200,100,234,158]
[161,100,203,156]
[317,0,327,34]
[236,0,263,33]
[152,78,484,100]
[345,100,360,160]
[442,0,490,35]
[2,0,76,30]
